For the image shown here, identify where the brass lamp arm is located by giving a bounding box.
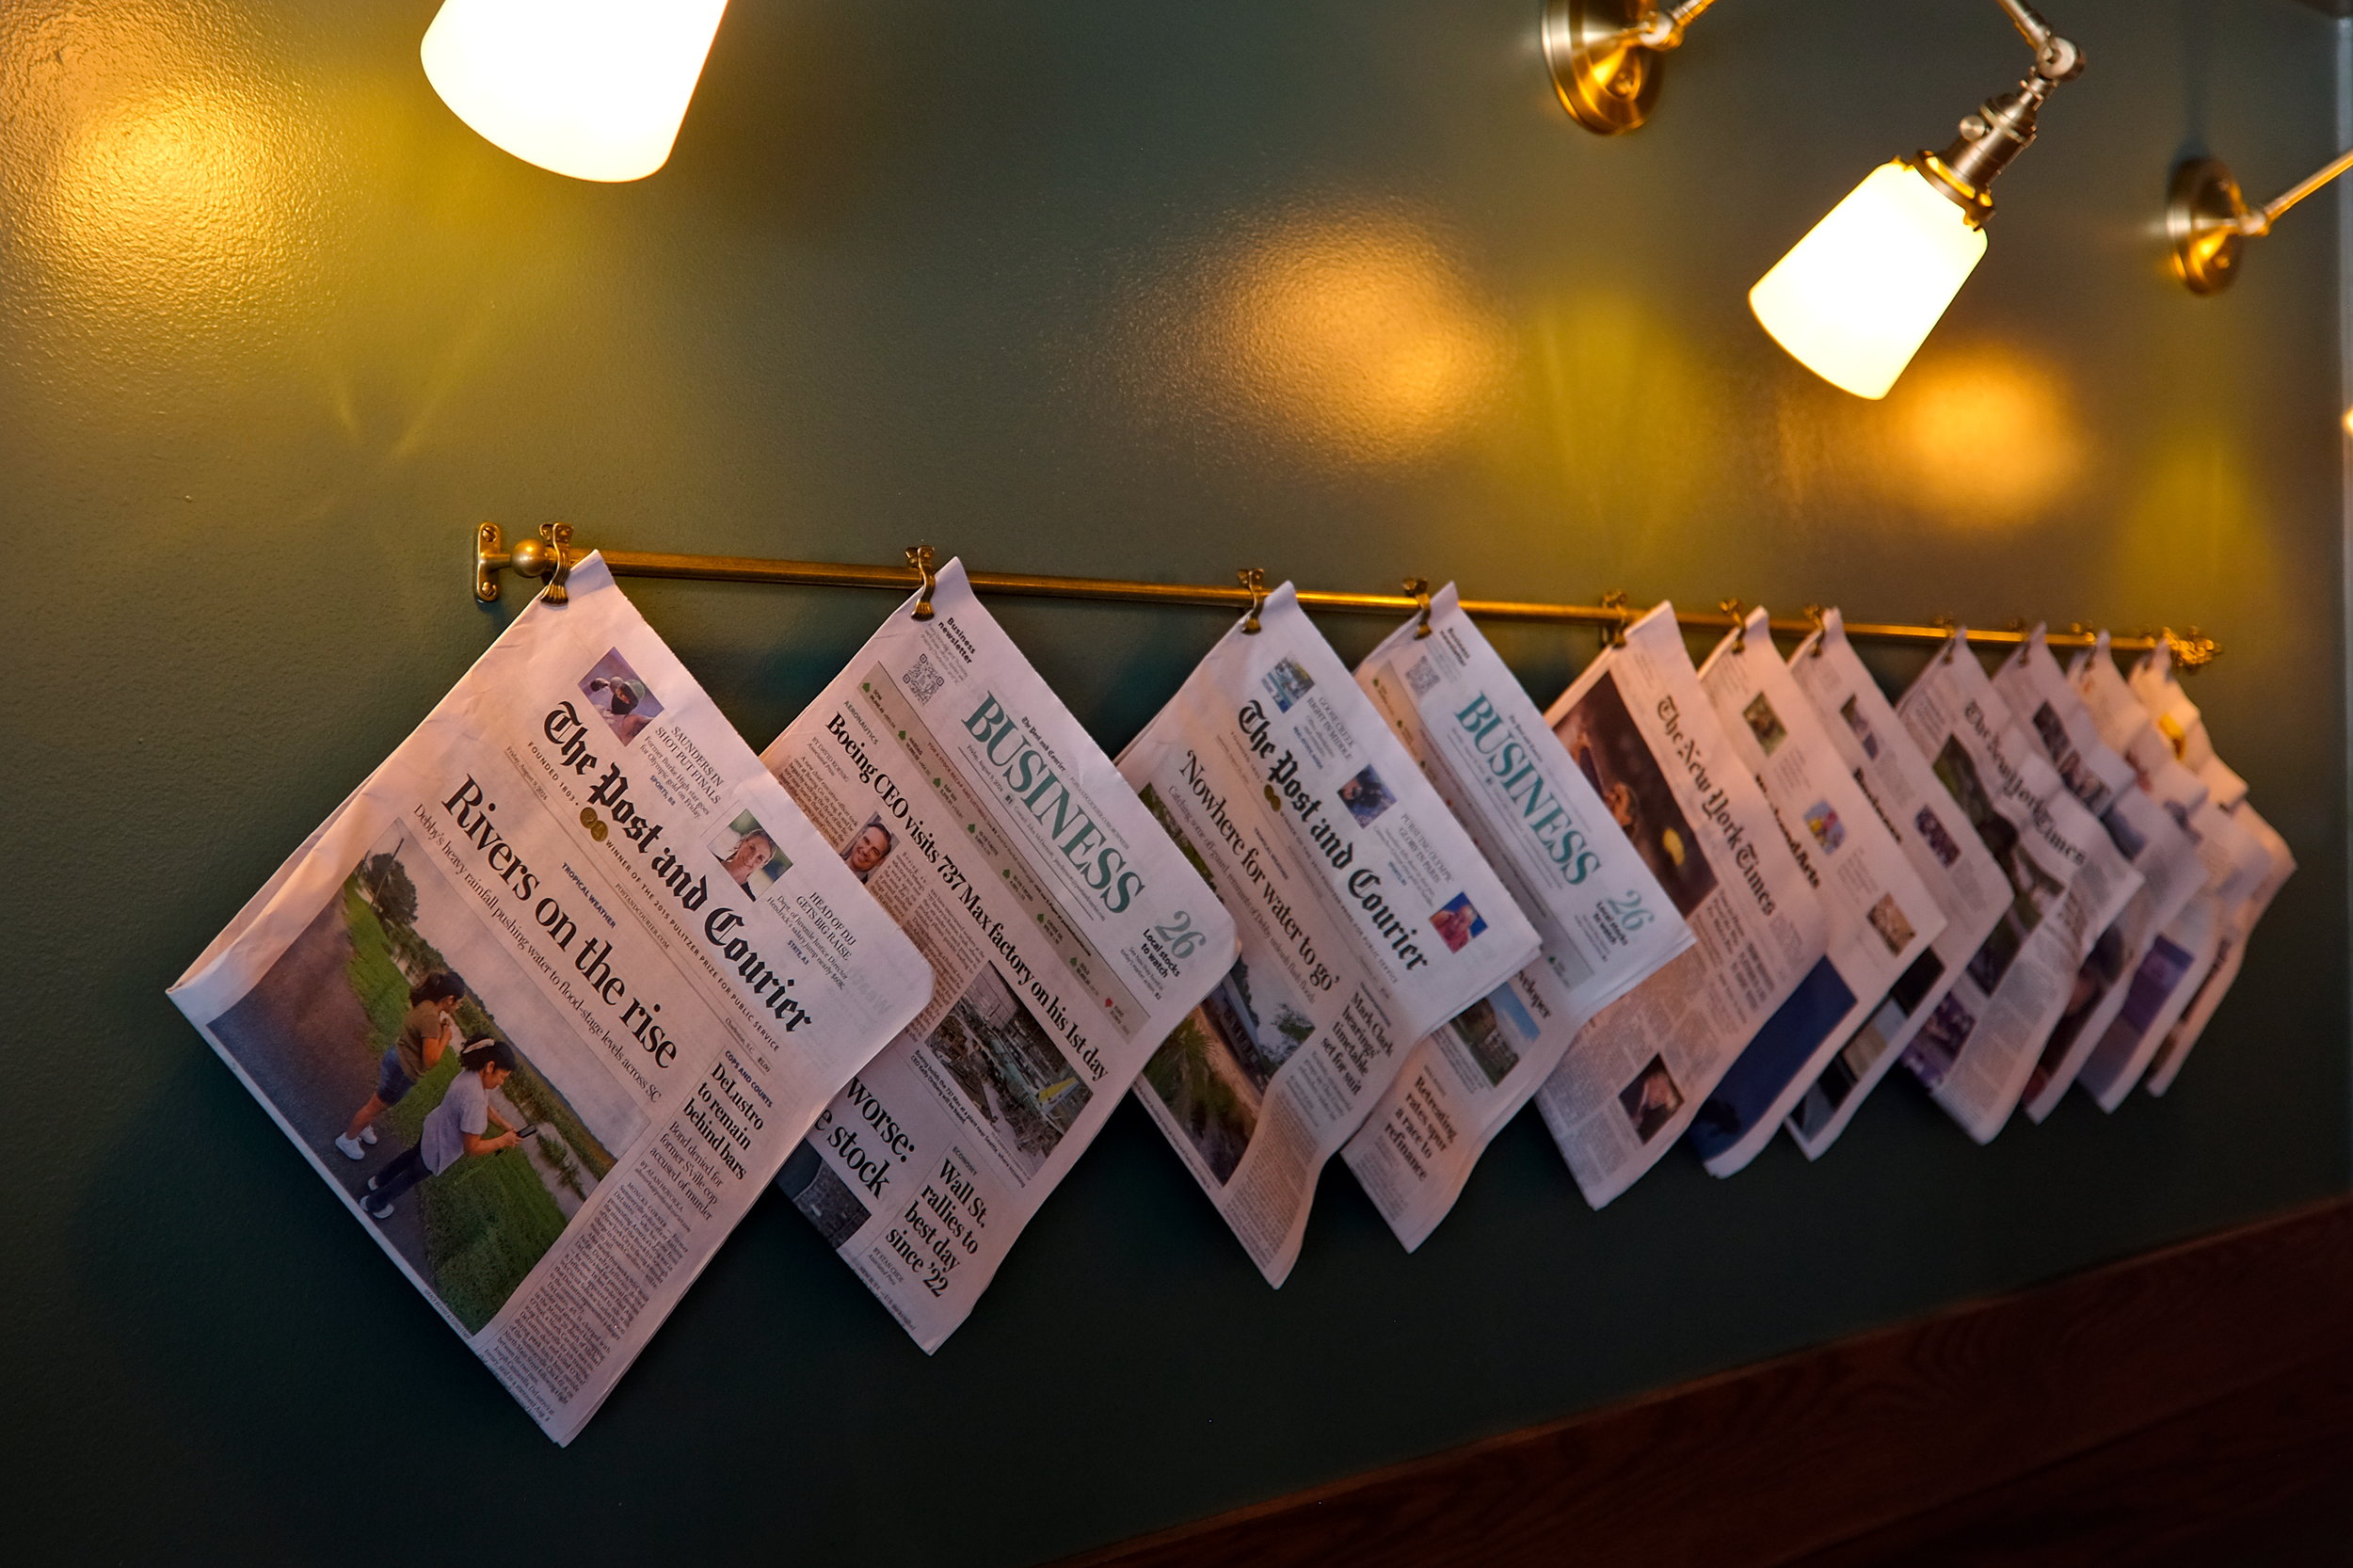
[1993,0,2084,81]
[2233,144,2353,237]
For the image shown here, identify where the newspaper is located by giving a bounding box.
[1337,586,1692,1248]
[1891,634,2138,1143]
[1530,603,1828,1206]
[168,555,931,1443]
[2062,635,2234,1109]
[2144,799,2295,1096]
[1117,584,1540,1284]
[2121,642,2287,1095]
[1993,632,2201,1120]
[1684,609,1945,1175]
[1783,610,2011,1158]
[759,560,1238,1351]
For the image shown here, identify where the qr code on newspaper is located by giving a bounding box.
[1404,656,1442,699]
[902,653,945,704]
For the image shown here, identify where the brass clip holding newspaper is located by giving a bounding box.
[1931,616,1961,664]
[2161,627,2221,671]
[1239,567,1269,634]
[1719,598,1747,648]
[906,545,937,621]
[1801,603,1828,656]
[1405,577,1435,639]
[1599,589,1633,648]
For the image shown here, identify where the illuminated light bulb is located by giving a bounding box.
[1749,161,1988,400]
[421,0,729,182]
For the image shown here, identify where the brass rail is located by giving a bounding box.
[472,521,2220,669]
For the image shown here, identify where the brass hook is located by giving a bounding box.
[1238,567,1269,634]
[537,520,575,605]
[1801,602,1828,656]
[1719,598,1747,649]
[905,545,937,621]
[1931,615,1960,664]
[1599,589,1632,648]
[2163,626,2220,674]
[1404,576,1434,639]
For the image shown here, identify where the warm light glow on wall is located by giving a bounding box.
[1750,162,1988,400]
[1881,345,2084,528]
[36,85,296,322]
[421,0,729,182]
[1176,210,1509,470]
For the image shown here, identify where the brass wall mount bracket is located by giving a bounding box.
[476,520,575,604]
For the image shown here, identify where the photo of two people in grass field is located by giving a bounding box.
[207,823,645,1336]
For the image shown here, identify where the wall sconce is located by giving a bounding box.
[1748,0,2084,400]
[2168,146,2353,295]
[421,0,730,182]
[1542,1,1719,136]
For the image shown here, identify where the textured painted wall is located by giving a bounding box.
[1,2,2343,1563]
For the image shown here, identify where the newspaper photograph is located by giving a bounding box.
[1783,610,2011,1159]
[1891,634,2137,1143]
[760,559,1237,1351]
[1530,603,1827,1207]
[1994,632,2199,1121]
[1685,609,1945,1175]
[2144,799,2295,1096]
[1338,586,1692,1249]
[168,555,932,1443]
[1117,584,1540,1284]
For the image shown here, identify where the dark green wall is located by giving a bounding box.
[3,2,2345,1562]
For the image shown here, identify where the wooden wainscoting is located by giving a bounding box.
[1057,1198,2353,1568]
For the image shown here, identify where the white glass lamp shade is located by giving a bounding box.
[1749,161,1988,400]
[422,0,730,182]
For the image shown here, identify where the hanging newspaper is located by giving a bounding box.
[2143,800,2293,1096]
[760,559,1237,1351]
[1337,586,1691,1249]
[1531,603,1827,1206]
[2130,643,2246,798]
[1993,632,2201,1121]
[168,555,931,1443]
[1783,610,2010,1158]
[1892,633,2138,1143]
[2121,640,2291,1093]
[1118,584,1540,1284]
[2063,635,2241,1109]
[1684,609,1945,1175]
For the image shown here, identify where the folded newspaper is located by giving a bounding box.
[1994,631,2199,1121]
[168,554,932,1443]
[1118,583,1541,1284]
[1893,633,2137,1143]
[760,559,1238,1351]
[2124,643,2294,1096]
[1686,609,1945,1175]
[1783,610,2011,1158]
[2063,634,2238,1109]
[1532,602,1827,1206]
[1338,586,1691,1249]
[2143,799,2292,1096]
